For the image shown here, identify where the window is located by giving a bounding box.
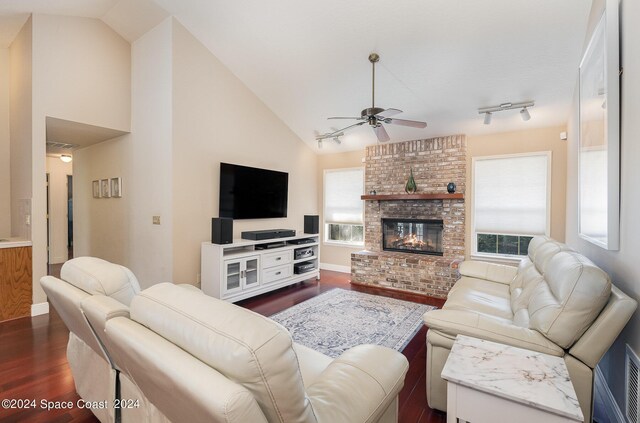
[324,168,364,246]
[473,152,550,257]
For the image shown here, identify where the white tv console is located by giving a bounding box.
[201,233,320,303]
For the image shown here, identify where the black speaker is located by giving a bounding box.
[304,215,319,234]
[212,218,233,244]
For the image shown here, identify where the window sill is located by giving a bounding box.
[323,241,364,249]
[470,253,523,266]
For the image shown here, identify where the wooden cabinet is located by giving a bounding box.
[0,246,32,322]
[201,234,319,302]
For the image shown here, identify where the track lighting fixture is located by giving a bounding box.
[315,131,344,148]
[478,101,534,124]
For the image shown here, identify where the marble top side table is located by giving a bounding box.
[441,335,584,423]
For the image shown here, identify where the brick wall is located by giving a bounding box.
[351,135,466,298]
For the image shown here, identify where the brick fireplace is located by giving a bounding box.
[351,135,466,298]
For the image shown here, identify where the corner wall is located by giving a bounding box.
[73,135,131,266]
[170,20,318,285]
[565,0,640,410]
[465,126,568,258]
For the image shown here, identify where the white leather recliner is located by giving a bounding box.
[82,282,409,423]
[423,236,637,423]
[40,257,141,423]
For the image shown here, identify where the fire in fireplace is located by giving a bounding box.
[382,218,444,256]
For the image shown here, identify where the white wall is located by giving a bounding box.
[170,20,318,284]
[73,136,130,265]
[128,19,173,288]
[0,48,10,237]
[9,17,32,242]
[45,156,72,264]
[565,0,640,410]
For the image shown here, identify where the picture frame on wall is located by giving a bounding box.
[101,179,111,198]
[111,177,122,198]
[92,180,101,198]
[578,0,620,251]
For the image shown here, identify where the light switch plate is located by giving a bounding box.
[152,216,161,225]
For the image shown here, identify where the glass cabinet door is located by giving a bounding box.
[244,257,259,289]
[224,261,241,293]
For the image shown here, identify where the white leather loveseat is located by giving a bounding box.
[423,236,637,422]
[43,258,409,423]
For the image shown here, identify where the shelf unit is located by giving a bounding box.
[201,233,320,302]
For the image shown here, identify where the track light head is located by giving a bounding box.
[520,107,531,121]
[483,112,492,125]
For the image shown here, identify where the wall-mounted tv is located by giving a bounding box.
[219,163,289,219]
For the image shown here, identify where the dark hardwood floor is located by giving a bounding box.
[0,270,446,423]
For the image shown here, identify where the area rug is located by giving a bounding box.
[270,288,436,358]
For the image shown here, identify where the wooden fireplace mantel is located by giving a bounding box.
[360,193,464,201]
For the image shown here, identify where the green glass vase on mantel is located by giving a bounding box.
[405,167,417,194]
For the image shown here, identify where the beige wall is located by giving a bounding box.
[465,126,567,258]
[9,17,32,242]
[566,0,640,410]
[20,14,131,304]
[0,49,10,237]
[45,156,72,264]
[316,150,365,271]
[128,19,173,288]
[171,20,318,284]
[73,136,130,266]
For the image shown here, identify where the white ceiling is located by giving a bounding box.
[2,0,592,154]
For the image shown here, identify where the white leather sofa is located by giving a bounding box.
[423,236,637,422]
[40,257,141,423]
[43,258,409,423]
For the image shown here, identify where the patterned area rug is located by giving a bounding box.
[270,288,436,358]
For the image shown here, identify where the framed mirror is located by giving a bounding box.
[578,0,620,250]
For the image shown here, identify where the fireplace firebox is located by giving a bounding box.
[382,218,444,256]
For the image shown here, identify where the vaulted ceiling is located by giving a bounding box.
[1,0,592,153]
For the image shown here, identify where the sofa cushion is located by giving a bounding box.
[444,277,513,320]
[528,252,611,348]
[129,283,314,423]
[61,257,140,306]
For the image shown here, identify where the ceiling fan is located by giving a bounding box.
[323,53,427,143]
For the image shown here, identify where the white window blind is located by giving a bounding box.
[324,168,364,224]
[474,153,549,236]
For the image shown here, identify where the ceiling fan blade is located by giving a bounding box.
[376,108,403,118]
[327,116,365,120]
[384,118,427,128]
[373,125,390,142]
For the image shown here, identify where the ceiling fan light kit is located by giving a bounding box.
[478,101,534,124]
[324,53,427,144]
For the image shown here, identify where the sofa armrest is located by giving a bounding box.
[81,295,130,366]
[307,344,408,423]
[423,309,563,356]
[458,260,518,284]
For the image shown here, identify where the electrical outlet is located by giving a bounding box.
[152,216,161,225]
[25,215,31,226]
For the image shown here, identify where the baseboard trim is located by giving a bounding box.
[594,365,625,423]
[31,302,50,317]
[319,263,351,273]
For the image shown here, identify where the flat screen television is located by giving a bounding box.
[219,163,288,219]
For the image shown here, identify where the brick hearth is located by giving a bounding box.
[351,135,466,298]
